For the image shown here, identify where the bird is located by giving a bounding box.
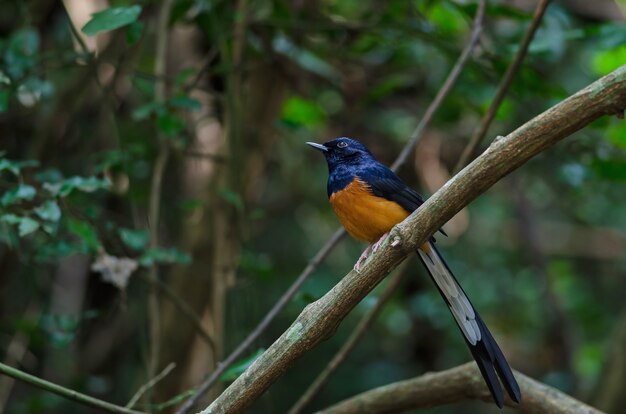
[307,137,521,408]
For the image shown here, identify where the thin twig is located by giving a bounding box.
[138,272,217,354]
[454,0,553,173]
[175,5,486,412]
[0,301,39,412]
[147,0,176,402]
[63,6,92,62]
[391,0,486,171]
[185,47,219,93]
[0,363,146,414]
[288,3,488,410]
[126,363,176,409]
[288,264,408,414]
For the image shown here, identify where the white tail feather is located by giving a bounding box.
[417,242,481,345]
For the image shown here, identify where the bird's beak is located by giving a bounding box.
[306,142,328,152]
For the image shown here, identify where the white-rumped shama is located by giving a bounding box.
[308,137,521,408]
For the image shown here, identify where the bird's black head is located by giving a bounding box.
[306,137,373,170]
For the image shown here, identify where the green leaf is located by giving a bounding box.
[0,89,9,112]
[591,44,626,75]
[281,96,327,129]
[423,2,467,35]
[34,200,61,222]
[119,228,150,250]
[575,343,603,378]
[82,6,142,36]
[44,176,110,197]
[157,113,185,137]
[4,28,40,79]
[34,168,63,183]
[0,158,39,176]
[34,240,82,262]
[175,68,196,86]
[220,349,265,381]
[606,121,626,150]
[1,184,36,206]
[68,219,101,252]
[591,159,626,181]
[218,188,244,211]
[0,214,38,237]
[0,158,18,175]
[273,36,341,82]
[132,101,164,120]
[126,20,144,45]
[587,22,626,49]
[94,150,129,173]
[0,214,20,225]
[139,247,191,266]
[169,96,202,111]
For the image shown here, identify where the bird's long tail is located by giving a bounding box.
[416,241,521,408]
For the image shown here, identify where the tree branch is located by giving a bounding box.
[317,362,602,414]
[126,363,176,409]
[201,65,626,414]
[287,265,408,414]
[454,0,552,172]
[391,0,486,171]
[147,0,175,388]
[287,5,489,410]
[176,4,486,411]
[0,363,145,414]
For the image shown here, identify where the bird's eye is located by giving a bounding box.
[337,141,348,148]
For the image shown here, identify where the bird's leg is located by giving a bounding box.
[354,232,389,273]
[372,232,389,253]
[354,245,372,273]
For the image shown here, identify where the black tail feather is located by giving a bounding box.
[417,244,521,408]
[476,315,522,403]
[469,339,504,408]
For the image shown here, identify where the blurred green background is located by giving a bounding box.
[1,0,625,413]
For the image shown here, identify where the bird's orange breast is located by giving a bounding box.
[329,178,409,243]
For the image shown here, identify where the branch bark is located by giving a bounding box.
[317,362,603,414]
[287,265,408,414]
[202,65,626,414]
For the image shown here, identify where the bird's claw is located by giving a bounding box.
[372,232,388,253]
[354,246,371,273]
[353,233,388,273]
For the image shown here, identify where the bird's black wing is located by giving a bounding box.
[361,166,425,213]
[361,165,447,236]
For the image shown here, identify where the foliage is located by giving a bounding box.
[0,0,625,413]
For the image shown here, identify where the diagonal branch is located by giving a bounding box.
[175,4,486,412]
[317,362,602,414]
[201,65,626,414]
[287,265,408,414]
[392,0,486,171]
[0,363,145,414]
[287,4,489,411]
[454,0,553,172]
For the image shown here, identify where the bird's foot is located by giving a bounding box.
[354,233,389,273]
[371,232,389,253]
[354,245,372,273]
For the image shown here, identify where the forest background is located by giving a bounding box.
[1,0,626,413]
